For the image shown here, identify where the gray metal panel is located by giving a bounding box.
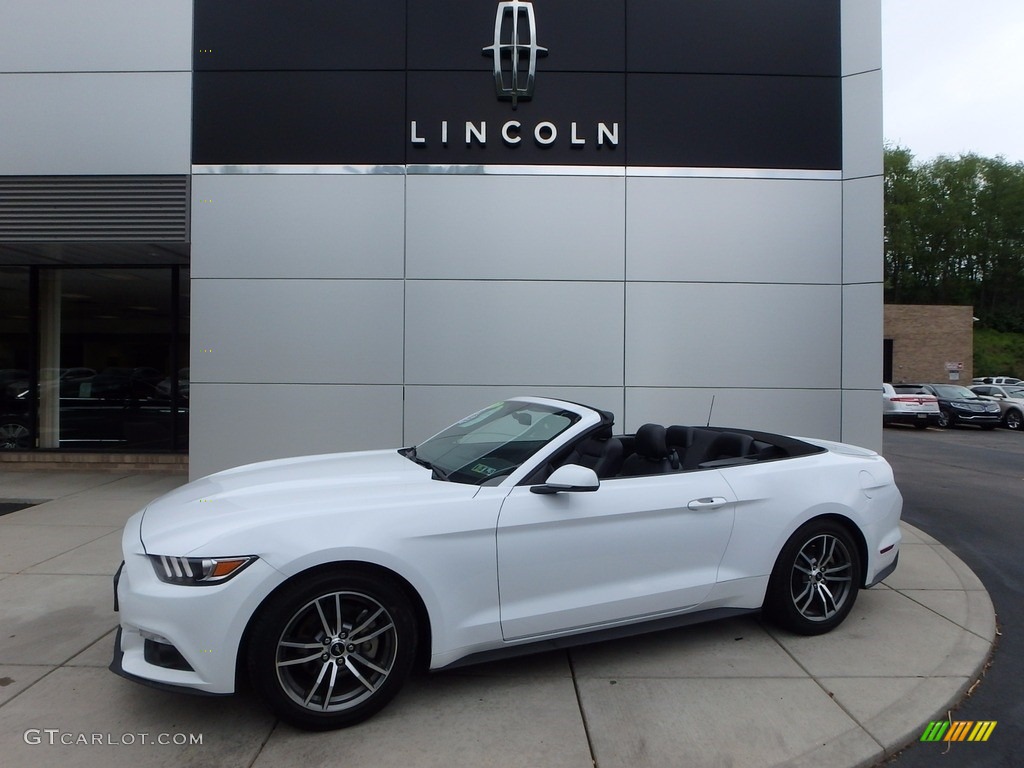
[842,176,883,284]
[841,0,882,76]
[624,387,842,442]
[0,177,188,242]
[842,283,883,390]
[625,283,842,389]
[191,175,405,278]
[626,178,842,283]
[191,279,404,384]
[189,383,404,478]
[842,388,882,452]
[406,175,625,280]
[0,73,191,175]
[405,281,625,386]
[0,0,191,72]
[842,71,883,179]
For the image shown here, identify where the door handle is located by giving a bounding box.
[687,497,729,511]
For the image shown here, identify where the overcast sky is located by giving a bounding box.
[882,0,1024,164]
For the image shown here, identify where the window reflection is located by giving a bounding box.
[0,266,188,451]
[0,267,31,449]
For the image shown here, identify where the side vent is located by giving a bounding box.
[0,176,189,242]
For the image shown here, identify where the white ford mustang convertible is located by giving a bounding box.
[111,397,902,730]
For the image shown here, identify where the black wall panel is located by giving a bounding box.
[193,72,406,166]
[192,0,842,169]
[194,0,406,70]
[626,74,841,169]
[627,0,840,75]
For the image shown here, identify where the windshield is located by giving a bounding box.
[407,401,580,485]
[1006,388,1024,398]
[931,385,977,399]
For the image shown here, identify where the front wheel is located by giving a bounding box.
[247,568,417,730]
[1003,410,1022,431]
[764,520,862,635]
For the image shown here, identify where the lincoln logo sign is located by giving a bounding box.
[408,0,619,151]
[482,0,547,108]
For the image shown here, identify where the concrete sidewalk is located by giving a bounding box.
[0,469,995,768]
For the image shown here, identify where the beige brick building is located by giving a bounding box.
[884,305,974,384]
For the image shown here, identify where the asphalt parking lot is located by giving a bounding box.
[880,425,1023,767]
[0,435,1001,768]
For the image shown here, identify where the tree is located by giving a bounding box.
[884,147,1024,332]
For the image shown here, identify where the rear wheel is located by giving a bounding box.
[247,568,417,730]
[937,408,955,428]
[764,519,861,635]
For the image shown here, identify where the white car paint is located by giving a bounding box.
[112,396,902,723]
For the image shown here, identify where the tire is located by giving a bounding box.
[247,568,417,731]
[937,408,954,428]
[1004,410,1022,431]
[764,519,862,635]
[0,421,31,450]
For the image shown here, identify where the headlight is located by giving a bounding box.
[148,554,256,586]
[951,402,970,410]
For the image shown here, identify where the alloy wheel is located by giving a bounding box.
[274,590,400,713]
[788,533,855,623]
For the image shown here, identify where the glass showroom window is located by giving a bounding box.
[0,267,32,450]
[0,266,188,452]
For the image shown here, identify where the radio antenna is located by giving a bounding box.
[706,395,716,427]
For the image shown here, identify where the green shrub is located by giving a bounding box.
[974,328,1024,378]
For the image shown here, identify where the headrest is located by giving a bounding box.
[635,423,668,459]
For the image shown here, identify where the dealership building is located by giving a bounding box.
[0,1,883,478]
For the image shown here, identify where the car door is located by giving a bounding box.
[495,470,737,640]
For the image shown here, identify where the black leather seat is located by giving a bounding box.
[564,429,624,479]
[666,425,694,453]
[620,424,679,476]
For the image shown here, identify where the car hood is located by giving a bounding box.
[139,449,472,555]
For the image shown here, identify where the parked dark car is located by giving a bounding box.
[905,384,1002,429]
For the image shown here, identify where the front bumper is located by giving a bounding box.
[111,510,283,695]
[109,627,228,697]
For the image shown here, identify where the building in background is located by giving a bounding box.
[884,305,974,384]
[0,1,883,477]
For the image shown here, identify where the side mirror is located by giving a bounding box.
[531,464,600,494]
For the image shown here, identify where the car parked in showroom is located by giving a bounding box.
[912,384,1002,429]
[111,397,902,730]
[882,383,940,429]
[970,383,1024,431]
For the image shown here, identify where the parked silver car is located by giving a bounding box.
[970,384,1024,431]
